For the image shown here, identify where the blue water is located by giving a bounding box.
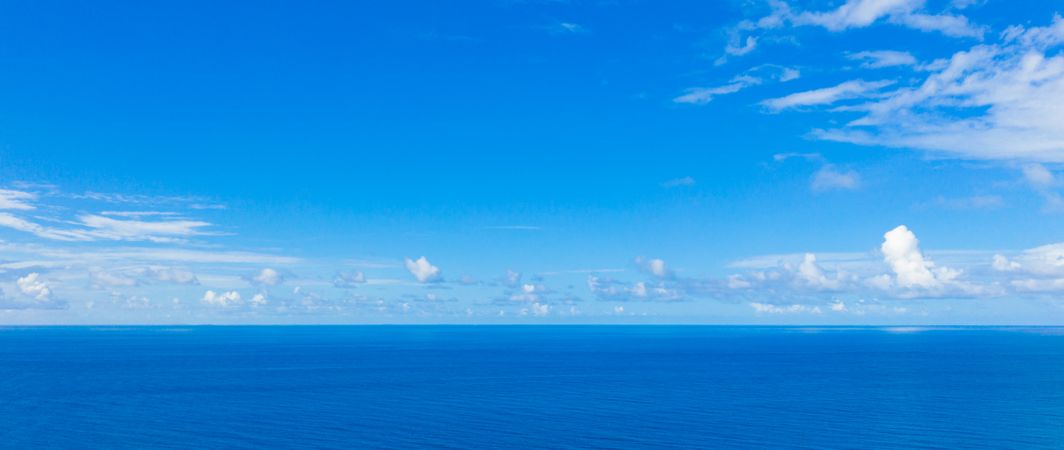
[2,326,1063,448]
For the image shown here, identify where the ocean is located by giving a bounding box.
[1,326,1063,448]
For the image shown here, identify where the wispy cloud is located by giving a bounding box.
[761,79,894,111]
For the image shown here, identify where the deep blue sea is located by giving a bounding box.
[2,326,1063,448]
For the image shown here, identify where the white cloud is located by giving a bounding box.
[505,269,522,286]
[797,253,843,289]
[251,268,283,286]
[0,189,36,210]
[674,80,753,105]
[722,0,984,63]
[333,271,367,288]
[404,256,441,283]
[676,66,799,105]
[790,0,984,38]
[649,259,667,277]
[147,266,199,285]
[847,50,918,68]
[992,254,1021,271]
[1023,163,1055,188]
[77,214,212,243]
[751,302,823,314]
[810,15,1064,162]
[17,273,52,301]
[531,302,550,316]
[549,22,587,35]
[250,293,267,306]
[880,225,961,289]
[0,213,91,241]
[811,165,861,191]
[761,79,894,111]
[662,176,696,187]
[201,290,241,306]
[725,35,758,56]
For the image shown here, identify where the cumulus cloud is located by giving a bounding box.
[751,302,823,314]
[405,256,441,283]
[531,302,550,316]
[797,253,843,289]
[250,293,267,306]
[250,268,284,286]
[587,275,682,302]
[879,225,959,289]
[724,225,988,301]
[201,290,242,307]
[333,271,367,288]
[635,257,670,278]
[17,273,52,301]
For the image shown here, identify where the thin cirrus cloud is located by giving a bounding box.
[796,15,1064,162]
[846,50,918,68]
[760,79,894,111]
[811,165,861,191]
[674,66,800,105]
[717,0,985,63]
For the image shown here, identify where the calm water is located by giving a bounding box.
[1,326,1063,449]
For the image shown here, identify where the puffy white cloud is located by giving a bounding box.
[251,268,283,286]
[404,256,441,283]
[510,283,543,302]
[333,271,367,288]
[250,293,267,306]
[633,257,670,278]
[880,225,955,289]
[531,302,550,316]
[797,253,843,289]
[201,290,241,306]
[992,254,1021,272]
[811,165,861,191]
[17,273,52,301]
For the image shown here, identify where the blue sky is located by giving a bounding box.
[2,0,1064,324]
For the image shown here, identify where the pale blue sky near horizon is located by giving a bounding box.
[2,0,1064,324]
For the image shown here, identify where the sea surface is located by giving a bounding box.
[1,326,1063,449]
